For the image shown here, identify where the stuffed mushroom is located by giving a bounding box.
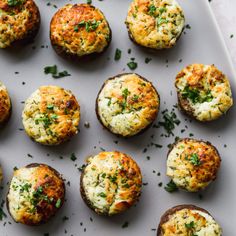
[167,138,221,192]
[96,73,160,137]
[175,64,233,121]
[22,85,80,145]
[0,81,11,125]
[125,0,185,49]
[50,3,111,59]
[0,0,40,48]
[157,205,222,236]
[7,163,65,225]
[80,151,142,215]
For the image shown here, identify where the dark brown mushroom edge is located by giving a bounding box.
[175,64,233,122]
[96,73,160,137]
[80,151,142,216]
[50,3,112,60]
[157,205,222,235]
[125,0,185,50]
[0,0,40,48]
[6,163,65,226]
[167,138,221,192]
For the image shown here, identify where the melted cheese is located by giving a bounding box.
[97,74,159,137]
[82,151,142,215]
[126,0,185,49]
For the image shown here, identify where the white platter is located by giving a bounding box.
[0,0,236,235]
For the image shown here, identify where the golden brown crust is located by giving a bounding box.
[22,85,80,145]
[125,0,185,50]
[167,138,221,192]
[80,151,142,215]
[157,205,211,236]
[175,64,233,121]
[96,73,160,137]
[0,0,40,48]
[7,163,65,226]
[0,82,11,125]
[50,3,111,59]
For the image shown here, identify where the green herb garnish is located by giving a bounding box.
[122,88,130,99]
[52,71,70,79]
[35,114,52,128]
[114,48,122,61]
[127,61,138,70]
[55,199,61,208]
[122,221,129,228]
[7,0,23,6]
[132,94,139,101]
[148,4,156,16]
[156,17,169,25]
[74,20,100,32]
[47,104,54,110]
[70,153,77,161]
[164,180,178,193]
[189,153,201,166]
[185,221,195,229]
[182,86,213,104]
[158,110,180,136]
[44,65,71,79]
[98,192,106,198]
[44,65,57,75]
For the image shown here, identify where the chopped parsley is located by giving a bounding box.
[182,86,213,104]
[98,192,106,198]
[114,48,122,61]
[47,104,54,110]
[145,57,152,64]
[119,88,130,111]
[122,88,130,99]
[122,221,129,228]
[148,5,156,16]
[158,110,180,136]
[156,17,169,25]
[70,153,77,161]
[127,61,138,70]
[35,114,52,128]
[55,198,61,208]
[44,65,71,79]
[132,94,139,101]
[164,180,178,193]
[185,221,195,229]
[189,153,201,166]
[87,0,92,4]
[74,20,100,32]
[7,0,23,6]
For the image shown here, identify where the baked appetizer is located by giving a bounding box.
[125,0,185,49]
[96,73,160,137]
[157,205,222,236]
[0,0,40,48]
[50,3,111,59]
[22,85,80,145]
[0,81,11,125]
[167,138,221,192]
[175,64,233,121]
[7,163,65,225]
[80,151,142,215]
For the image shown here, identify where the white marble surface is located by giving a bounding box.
[210,0,236,67]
